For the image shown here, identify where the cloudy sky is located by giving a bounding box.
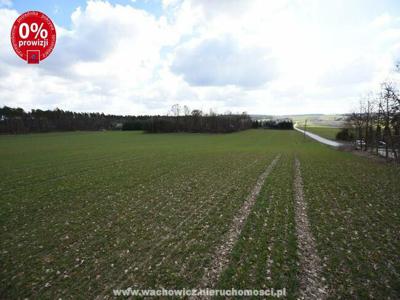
[0,0,399,115]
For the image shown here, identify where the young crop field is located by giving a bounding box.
[1,130,399,299]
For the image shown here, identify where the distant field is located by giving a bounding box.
[1,130,399,298]
[298,126,341,140]
[252,114,346,128]
[292,115,345,128]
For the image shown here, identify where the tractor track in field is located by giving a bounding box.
[193,154,281,297]
[97,158,264,298]
[293,157,327,299]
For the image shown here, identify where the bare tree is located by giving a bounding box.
[351,100,365,147]
[170,104,181,132]
[364,93,376,152]
[171,104,181,117]
[344,61,400,161]
[380,82,398,159]
[375,97,384,156]
[183,105,190,116]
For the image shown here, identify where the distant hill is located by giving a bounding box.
[250,114,348,128]
[250,114,274,120]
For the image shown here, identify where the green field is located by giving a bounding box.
[1,130,399,298]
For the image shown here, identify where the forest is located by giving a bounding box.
[0,105,253,134]
[0,106,130,134]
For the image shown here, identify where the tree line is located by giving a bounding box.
[0,106,144,134]
[339,81,400,161]
[0,105,252,134]
[123,105,252,133]
[252,119,294,130]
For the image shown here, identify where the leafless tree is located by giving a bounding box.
[344,62,400,161]
[171,104,181,117]
[183,105,190,116]
[380,82,399,160]
[375,97,384,156]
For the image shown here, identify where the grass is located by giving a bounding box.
[1,130,399,298]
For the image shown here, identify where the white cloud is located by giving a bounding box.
[0,8,18,62]
[371,13,393,28]
[0,2,175,114]
[0,1,400,115]
[171,36,276,87]
[320,57,378,87]
[0,0,12,8]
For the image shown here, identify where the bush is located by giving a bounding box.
[336,128,354,141]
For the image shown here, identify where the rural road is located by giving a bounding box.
[294,124,397,159]
[294,124,343,147]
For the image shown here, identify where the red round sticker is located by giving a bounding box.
[10,11,56,64]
